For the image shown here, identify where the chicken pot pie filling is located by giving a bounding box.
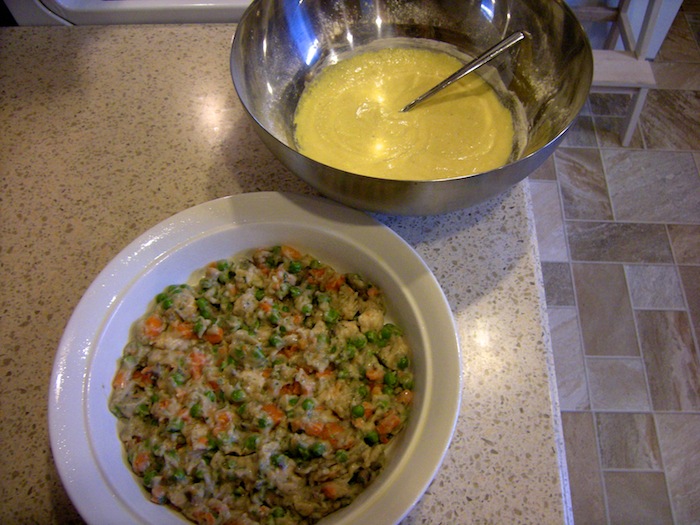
[110,245,414,525]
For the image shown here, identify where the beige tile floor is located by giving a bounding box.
[530,4,700,524]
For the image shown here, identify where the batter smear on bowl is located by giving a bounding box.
[293,46,517,180]
[109,245,414,525]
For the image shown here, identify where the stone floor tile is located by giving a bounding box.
[640,90,700,151]
[656,10,700,63]
[655,413,700,524]
[530,181,568,262]
[589,93,632,117]
[573,263,639,357]
[604,471,673,525]
[555,148,613,221]
[679,265,700,341]
[587,357,651,411]
[668,224,700,264]
[542,262,575,307]
[595,412,662,470]
[561,115,597,148]
[636,309,700,411]
[528,155,556,181]
[603,150,700,222]
[567,221,674,264]
[549,307,589,410]
[624,265,686,310]
[651,61,700,90]
[561,412,607,525]
[593,115,645,149]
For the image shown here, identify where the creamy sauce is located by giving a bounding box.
[110,246,414,525]
[293,47,517,180]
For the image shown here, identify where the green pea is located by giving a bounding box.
[380,323,401,339]
[252,346,266,360]
[384,370,398,387]
[301,398,315,411]
[335,450,348,463]
[271,454,287,468]
[171,371,185,386]
[397,356,410,370]
[167,418,184,433]
[142,469,157,487]
[160,297,173,309]
[271,507,286,518]
[350,334,367,349]
[310,442,326,458]
[244,434,259,450]
[288,261,303,274]
[401,377,415,390]
[231,389,245,402]
[171,467,186,482]
[364,430,379,446]
[196,298,214,319]
[351,405,365,418]
[323,309,340,324]
[296,444,311,461]
[121,355,137,367]
[189,402,203,419]
[255,288,265,301]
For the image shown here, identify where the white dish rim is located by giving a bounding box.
[48,192,461,524]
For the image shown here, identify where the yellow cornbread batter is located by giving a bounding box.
[293,46,517,180]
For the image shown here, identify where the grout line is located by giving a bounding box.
[601,467,666,473]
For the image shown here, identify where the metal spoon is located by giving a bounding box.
[400,31,527,113]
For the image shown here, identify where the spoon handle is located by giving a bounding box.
[401,31,527,113]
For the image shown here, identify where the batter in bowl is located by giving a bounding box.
[293,46,519,180]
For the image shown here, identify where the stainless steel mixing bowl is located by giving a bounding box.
[231,0,592,215]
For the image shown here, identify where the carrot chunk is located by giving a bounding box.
[281,245,302,260]
[203,325,223,344]
[143,314,164,338]
[262,404,285,426]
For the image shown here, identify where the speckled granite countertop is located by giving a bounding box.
[0,25,569,524]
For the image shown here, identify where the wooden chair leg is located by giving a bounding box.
[620,87,648,147]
